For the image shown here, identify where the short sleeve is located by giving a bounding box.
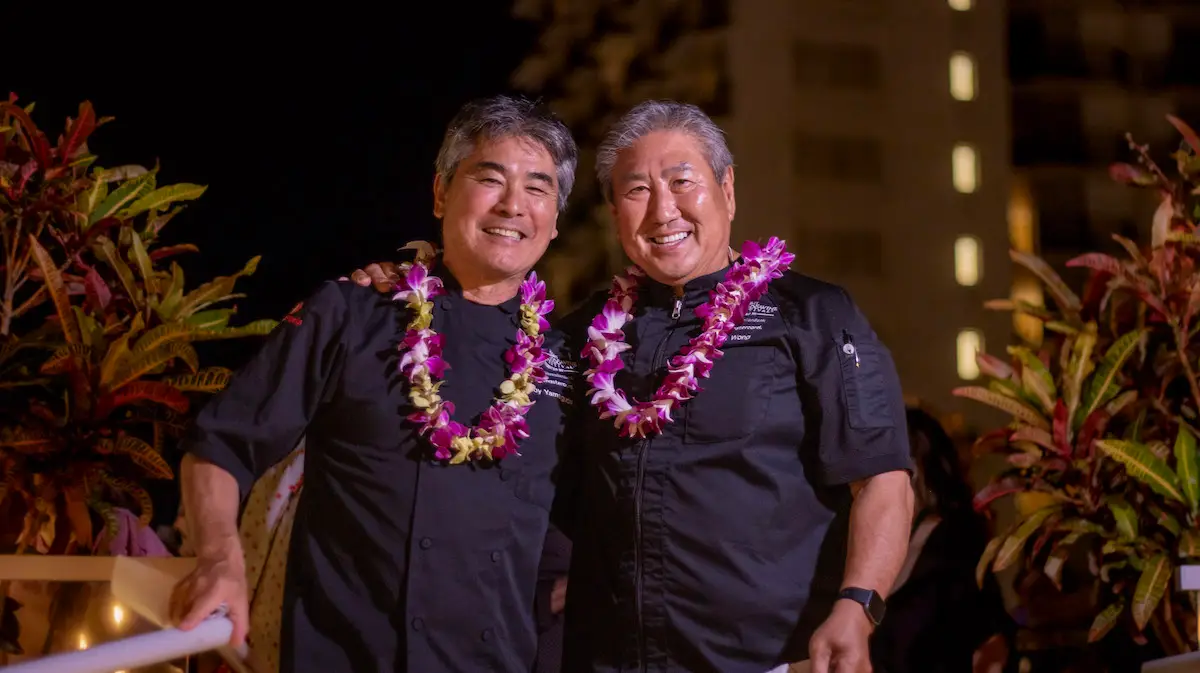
[791,285,913,485]
[181,281,350,499]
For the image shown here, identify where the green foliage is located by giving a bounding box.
[0,95,275,554]
[958,115,1200,656]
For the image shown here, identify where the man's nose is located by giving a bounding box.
[494,185,525,218]
[651,187,680,224]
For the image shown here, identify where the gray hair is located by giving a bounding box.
[435,95,578,212]
[595,100,734,202]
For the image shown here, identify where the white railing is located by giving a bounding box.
[0,555,250,672]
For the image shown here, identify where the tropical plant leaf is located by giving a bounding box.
[187,319,278,341]
[994,506,1061,572]
[119,183,206,219]
[38,343,91,375]
[1080,329,1146,420]
[1096,439,1186,503]
[184,308,234,330]
[28,235,81,344]
[976,352,1015,381]
[977,535,1004,589]
[154,263,186,321]
[148,243,199,262]
[105,341,199,392]
[1132,553,1171,631]
[1064,324,1097,430]
[1010,346,1056,413]
[87,498,120,540]
[88,171,154,225]
[98,331,134,389]
[176,256,261,317]
[133,322,193,353]
[94,236,140,305]
[100,472,154,526]
[1011,249,1082,313]
[0,427,58,454]
[953,386,1050,430]
[127,230,157,296]
[1173,425,1200,514]
[163,366,233,392]
[95,380,190,419]
[1146,501,1181,536]
[1106,496,1138,540]
[113,436,173,479]
[1044,531,1083,590]
[1089,600,1126,642]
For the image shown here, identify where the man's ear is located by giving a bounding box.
[433,173,447,219]
[721,165,736,222]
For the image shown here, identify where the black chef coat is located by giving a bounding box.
[554,263,913,673]
[182,264,580,672]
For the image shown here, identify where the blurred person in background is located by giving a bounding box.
[869,406,1015,673]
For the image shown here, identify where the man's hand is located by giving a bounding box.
[550,576,568,614]
[809,599,873,673]
[343,262,399,293]
[169,543,250,648]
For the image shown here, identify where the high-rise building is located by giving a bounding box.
[511,0,1017,419]
[726,0,1012,423]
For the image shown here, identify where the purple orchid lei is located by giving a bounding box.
[582,237,795,438]
[393,241,554,465]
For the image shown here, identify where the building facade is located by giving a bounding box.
[726,0,1012,423]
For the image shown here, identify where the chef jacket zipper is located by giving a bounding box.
[634,288,684,670]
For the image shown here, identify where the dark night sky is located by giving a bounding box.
[8,4,539,330]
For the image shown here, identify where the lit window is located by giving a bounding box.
[954,236,981,286]
[948,0,973,10]
[957,329,983,380]
[949,52,976,101]
[953,144,979,193]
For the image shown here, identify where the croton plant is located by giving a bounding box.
[958,115,1200,656]
[0,95,275,560]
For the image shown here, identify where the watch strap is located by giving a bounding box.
[838,586,885,626]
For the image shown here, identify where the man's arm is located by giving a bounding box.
[169,281,351,645]
[785,283,914,673]
[845,471,914,600]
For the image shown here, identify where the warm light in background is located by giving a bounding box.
[949,52,976,101]
[954,236,981,286]
[952,144,978,193]
[948,0,973,10]
[1008,177,1044,345]
[957,330,983,380]
[77,631,89,650]
[112,602,126,629]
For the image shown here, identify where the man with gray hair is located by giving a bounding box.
[170,94,582,673]
[550,100,915,673]
[350,99,915,672]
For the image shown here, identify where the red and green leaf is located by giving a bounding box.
[1088,600,1125,642]
[1131,553,1172,631]
[1096,439,1186,503]
[94,381,190,419]
[113,436,173,480]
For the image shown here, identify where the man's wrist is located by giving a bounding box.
[836,586,886,627]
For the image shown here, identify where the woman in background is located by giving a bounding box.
[870,407,1015,673]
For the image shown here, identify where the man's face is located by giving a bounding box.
[609,130,735,286]
[435,135,560,281]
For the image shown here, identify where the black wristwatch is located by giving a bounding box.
[838,587,886,626]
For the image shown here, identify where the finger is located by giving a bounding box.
[350,270,370,286]
[227,596,250,647]
[809,641,832,673]
[380,262,399,275]
[178,589,224,631]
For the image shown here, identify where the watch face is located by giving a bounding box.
[866,594,886,624]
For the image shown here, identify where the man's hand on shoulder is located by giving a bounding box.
[341,262,399,294]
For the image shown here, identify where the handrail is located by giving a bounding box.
[1,615,233,673]
[0,555,251,672]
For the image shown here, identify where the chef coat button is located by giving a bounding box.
[412,618,424,631]
[419,537,432,550]
[480,628,493,642]
[490,551,501,562]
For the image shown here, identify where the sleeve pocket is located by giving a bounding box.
[834,332,895,430]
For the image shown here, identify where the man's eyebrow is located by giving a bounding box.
[527,170,555,186]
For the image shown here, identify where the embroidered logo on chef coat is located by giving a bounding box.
[729,300,780,342]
